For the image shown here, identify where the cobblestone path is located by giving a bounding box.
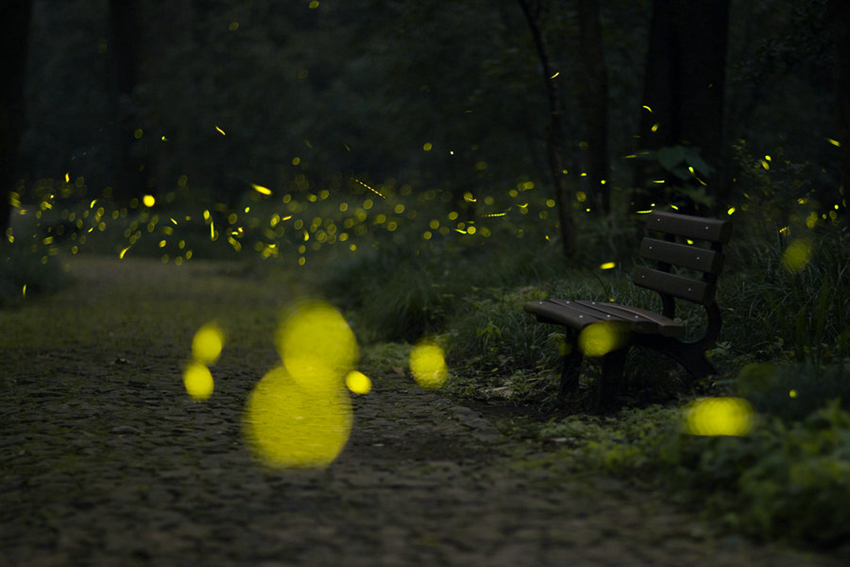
[0,257,839,566]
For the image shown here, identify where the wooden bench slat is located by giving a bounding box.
[640,238,724,274]
[523,299,686,337]
[573,301,685,338]
[647,211,731,244]
[633,265,714,305]
[558,299,658,332]
[525,299,615,329]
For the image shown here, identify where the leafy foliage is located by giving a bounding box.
[537,399,850,548]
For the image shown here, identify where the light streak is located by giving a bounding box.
[351,177,385,199]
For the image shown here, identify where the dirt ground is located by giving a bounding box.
[0,256,842,566]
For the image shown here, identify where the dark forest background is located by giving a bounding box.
[2,0,848,257]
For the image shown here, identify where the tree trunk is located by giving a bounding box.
[0,0,33,236]
[577,0,610,214]
[633,0,730,213]
[517,0,576,258]
[109,0,145,204]
[828,0,850,218]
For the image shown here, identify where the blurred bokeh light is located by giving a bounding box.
[243,365,353,469]
[183,362,214,400]
[578,322,629,357]
[244,301,364,468]
[409,341,448,390]
[345,370,372,394]
[782,238,813,273]
[685,397,755,436]
[192,323,224,365]
[277,301,358,392]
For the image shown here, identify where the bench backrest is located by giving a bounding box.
[633,211,732,315]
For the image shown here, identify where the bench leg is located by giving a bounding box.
[558,340,583,404]
[679,351,716,383]
[599,347,628,412]
[639,338,717,384]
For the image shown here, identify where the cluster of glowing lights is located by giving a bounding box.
[15,175,515,265]
[684,397,755,436]
[174,301,454,469]
[11,148,844,276]
[183,323,224,400]
[243,302,371,469]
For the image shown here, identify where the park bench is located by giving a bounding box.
[523,210,732,410]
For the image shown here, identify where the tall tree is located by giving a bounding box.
[633,0,730,213]
[577,0,610,214]
[108,0,145,204]
[517,0,576,257]
[828,0,849,215]
[1,0,33,235]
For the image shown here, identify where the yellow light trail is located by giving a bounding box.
[351,177,385,199]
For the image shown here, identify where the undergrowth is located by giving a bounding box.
[536,370,850,548]
[0,239,69,307]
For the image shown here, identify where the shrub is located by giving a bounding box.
[0,239,69,307]
[737,359,850,422]
[539,401,850,548]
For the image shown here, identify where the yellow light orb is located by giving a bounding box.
[345,371,372,394]
[782,239,813,273]
[578,322,628,357]
[277,302,358,390]
[183,363,214,400]
[243,366,352,468]
[685,397,754,436]
[410,341,448,390]
[142,194,155,207]
[192,323,224,365]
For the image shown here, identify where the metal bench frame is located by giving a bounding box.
[524,211,732,410]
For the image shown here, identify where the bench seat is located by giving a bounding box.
[524,299,685,338]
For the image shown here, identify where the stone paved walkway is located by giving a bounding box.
[0,256,840,566]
